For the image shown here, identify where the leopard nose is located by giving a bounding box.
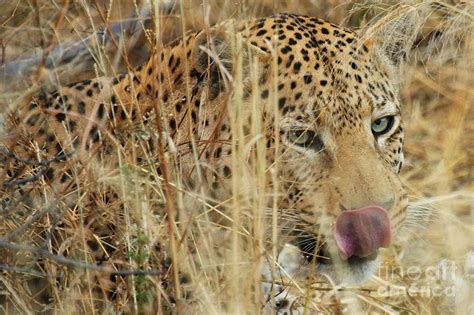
[339,199,394,212]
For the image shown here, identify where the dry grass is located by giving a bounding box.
[0,0,473,314]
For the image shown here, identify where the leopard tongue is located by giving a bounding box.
[334,206,391,260]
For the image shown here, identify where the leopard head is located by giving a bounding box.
[183,13,416,283]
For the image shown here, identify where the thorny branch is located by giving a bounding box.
[0,147,76,188]
[0,147,75,166]
[0,241,163,277]
[3,168,46,188]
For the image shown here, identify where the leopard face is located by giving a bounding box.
[234,14,408,282]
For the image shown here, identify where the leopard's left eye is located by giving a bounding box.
[286,129,323,151]
[288,129,312,145]
[371,116,395,136]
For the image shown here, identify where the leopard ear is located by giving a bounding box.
[191,29,268,98]
[359,6,421,68]
[193,30,232,73]
[191,30,234,97]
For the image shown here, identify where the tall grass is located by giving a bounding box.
[0,0,472,314]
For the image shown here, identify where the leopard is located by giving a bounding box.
[0,13,413,313]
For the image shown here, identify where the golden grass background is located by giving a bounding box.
[0,0,472,314]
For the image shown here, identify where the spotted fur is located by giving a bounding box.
[1,13,410,311]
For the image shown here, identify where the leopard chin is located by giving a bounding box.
[315,254,380,285]
[264,243,380,286]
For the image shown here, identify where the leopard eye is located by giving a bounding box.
[287,129,323,151]
[371,116,395,136]
[288,129,311,145]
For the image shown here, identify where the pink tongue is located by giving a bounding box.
[334,206,391,260]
